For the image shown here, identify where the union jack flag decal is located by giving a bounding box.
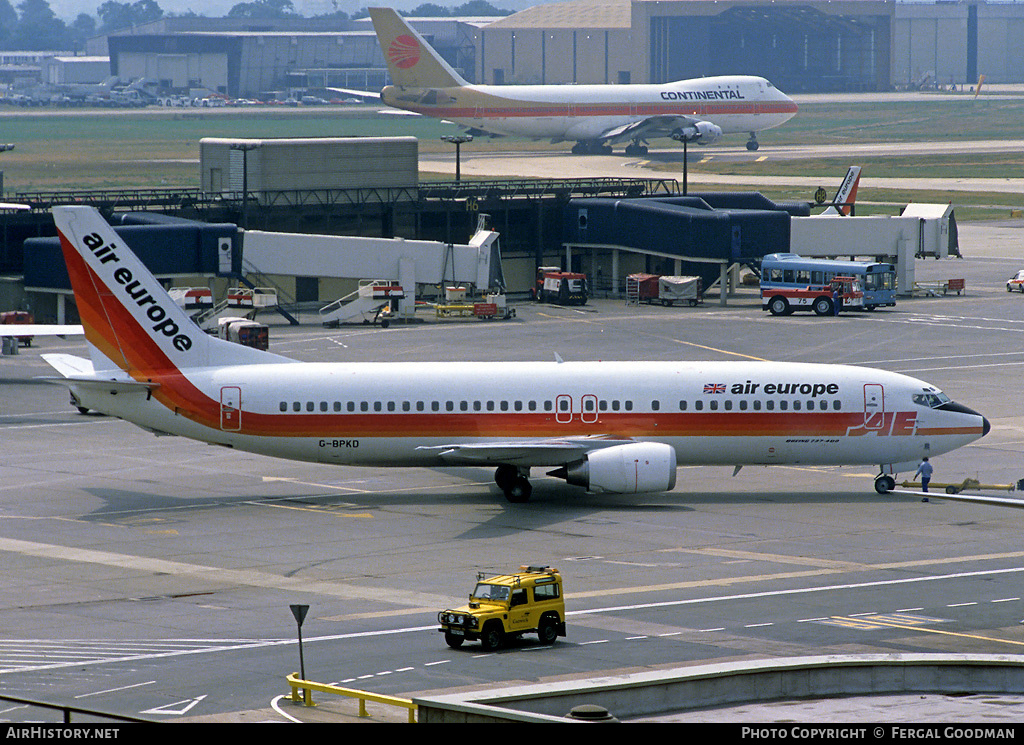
[704,383,727,394]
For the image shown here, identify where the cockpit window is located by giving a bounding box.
[913,391,952,408]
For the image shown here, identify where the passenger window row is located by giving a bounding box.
[277,399,638,413]
[276,398,841,413]
[678,399,842,412]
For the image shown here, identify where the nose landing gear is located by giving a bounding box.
[874,474,896,494]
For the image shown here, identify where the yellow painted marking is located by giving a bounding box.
[676,547,866,570]
[835,614,1024,650]
[819,613,938,630]
[670,339,767,361]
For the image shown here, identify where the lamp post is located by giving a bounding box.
[441,134,472,183]
[0,144,14,197]
[669,133,690,196]
[229,142,260,228]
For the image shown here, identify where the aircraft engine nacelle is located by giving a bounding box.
[674,121,723,145]
[556,442,678,494]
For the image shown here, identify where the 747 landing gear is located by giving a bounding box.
[571,140,614,155]
[495,464,532,503]
[745,133,759,151]
[624,141,649,156]
[874,474,896,494]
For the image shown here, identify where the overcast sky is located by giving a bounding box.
[46,0,537,21]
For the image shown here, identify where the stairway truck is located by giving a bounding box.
[761,275,864,316]
[539,272,588,306]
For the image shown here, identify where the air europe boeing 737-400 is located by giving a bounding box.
[41,206,988,502]
[367,7,798,155]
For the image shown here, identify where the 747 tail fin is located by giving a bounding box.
[369,7,468,89]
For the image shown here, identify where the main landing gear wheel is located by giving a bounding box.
[624,142,649,156]
[571,140,613,155]
[495,465,532,503]
[874,474,896,494]
[746,134,759,151]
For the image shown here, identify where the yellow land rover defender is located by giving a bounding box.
[438,566,566,650]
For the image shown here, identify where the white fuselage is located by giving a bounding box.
[380,75,798,142]
[72,359,987,472]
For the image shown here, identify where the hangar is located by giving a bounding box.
[476,0,894,91]
[95,2,1024,97]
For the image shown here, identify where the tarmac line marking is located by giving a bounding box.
[0,536,457,610]
[572,550,1024,600]
[831,615,1024,650]
[567,563,1024,617]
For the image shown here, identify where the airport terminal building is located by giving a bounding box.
[92,0,1024,97]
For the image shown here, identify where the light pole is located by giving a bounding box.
[229,142,260,228]
[441,134,472,183]
[0,144,14,197]
[669,133,690,195]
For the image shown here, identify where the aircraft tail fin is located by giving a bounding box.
[369,7,468,89]
[51,205,291,376]
[820,166,861,216]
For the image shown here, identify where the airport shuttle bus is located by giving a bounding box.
[759,253,897,310]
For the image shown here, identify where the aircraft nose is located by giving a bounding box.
[983,416,991,436]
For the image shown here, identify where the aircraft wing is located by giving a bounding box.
[418,436,637,467]
[1,324,83,336]
[597,115,699,144]
[325,87,380,101]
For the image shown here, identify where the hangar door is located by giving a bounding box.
[650,6,891,92]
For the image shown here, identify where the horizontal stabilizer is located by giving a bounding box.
[891,488,1024,509]
[1,324,83,337]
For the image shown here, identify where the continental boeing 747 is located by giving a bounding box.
[43,206,988,502]
[367,7,798,155]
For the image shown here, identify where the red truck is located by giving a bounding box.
[761,276,863,316]
[535,268,588,306]
[0,310,35,347]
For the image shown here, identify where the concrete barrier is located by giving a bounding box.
[414,654,1024,723]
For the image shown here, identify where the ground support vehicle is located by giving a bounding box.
[760,253,896,310]
[0,310,34,347]
[438,566,566,650]
[1008,270,1024,292]
[435,293,516,320]
[538,271,588,305]
[626,273,702,306]
[217,317,269,350]
[761,276,864,316]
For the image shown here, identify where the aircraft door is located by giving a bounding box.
[221,386,242,431]
[555,394,573,424]
[863,384,884,430]
[581,394,598,424]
